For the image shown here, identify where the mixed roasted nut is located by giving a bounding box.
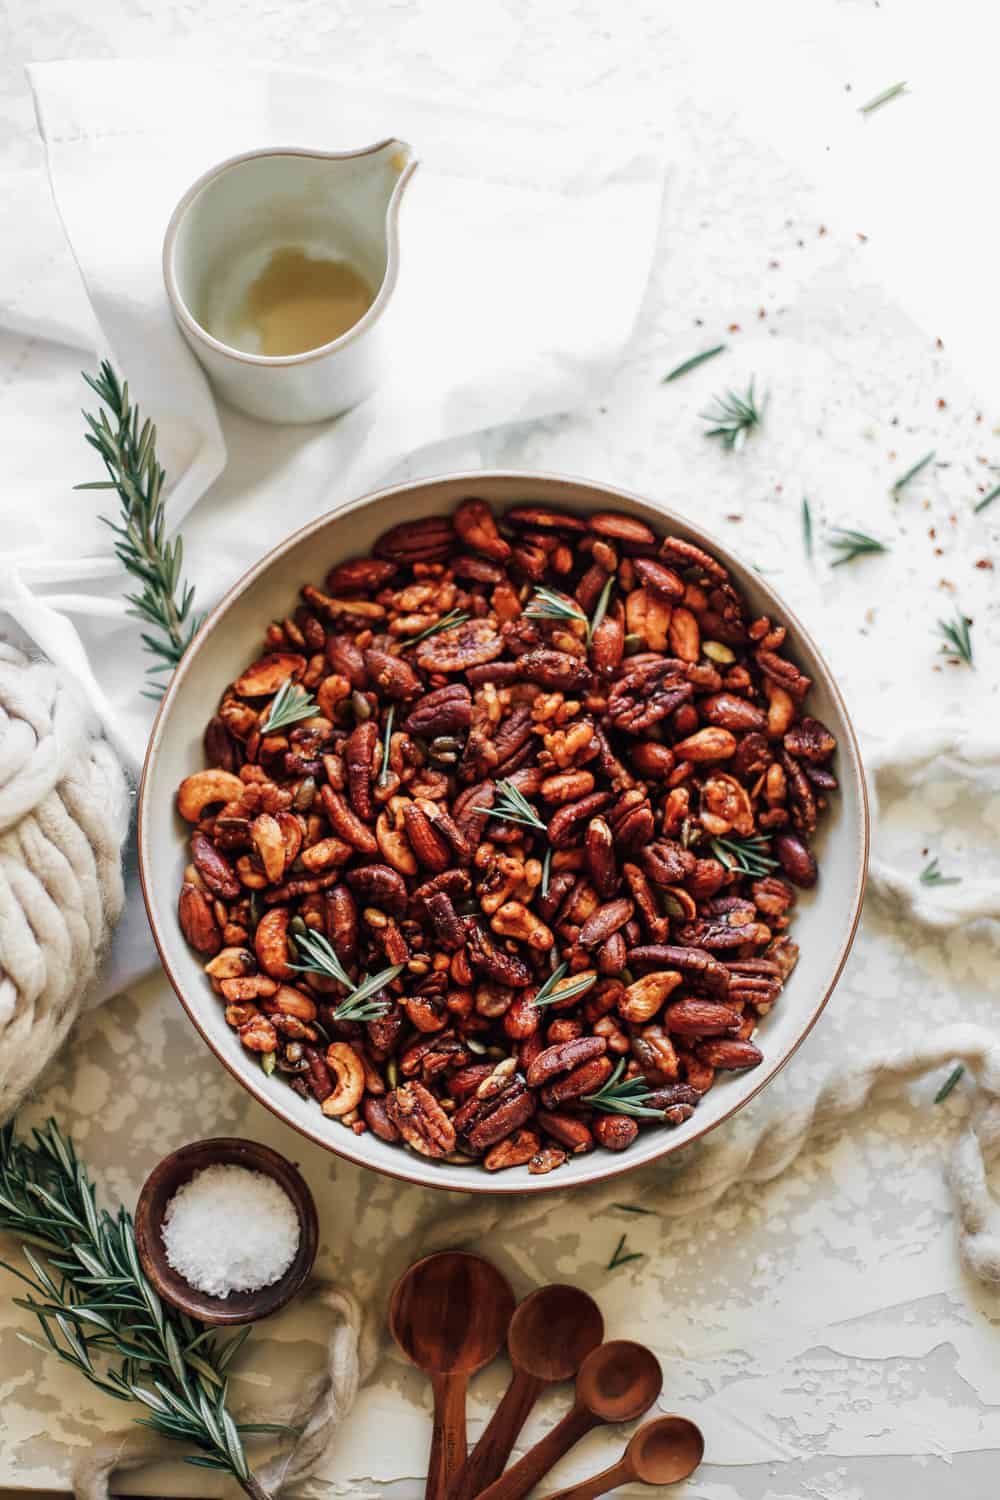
[175,498,837,1174]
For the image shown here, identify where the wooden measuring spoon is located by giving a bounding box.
[474,1340,662,1500]
[537,1415,705,1499]
[448,1284,604,1500]
[389,1251,515,1500]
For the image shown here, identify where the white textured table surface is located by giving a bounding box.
[2,4,1000,1500]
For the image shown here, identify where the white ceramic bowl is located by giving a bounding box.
[139,473,869,1195]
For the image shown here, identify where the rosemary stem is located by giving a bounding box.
[240,1471,275,1500]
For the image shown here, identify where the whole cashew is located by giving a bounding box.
[321,1043,366,1117]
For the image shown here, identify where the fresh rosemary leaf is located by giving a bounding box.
[261,679,317,734]
[401,609,470,649]
[974,482,1000,514]
[709,833,779,877]
[378,704,395,787]
[525,587,587,628]
[607,1233,644,1270]
[919,856,961,887]
[828,528,889,567]
[802,498,813,559]
[702,379,767,451]
[588,576,615,642]
[611,1203,658,1216]
[934,1064,965,1104]
[540,847,552,898]
[584,1058,666,1119]
[287,929,400,1020]
[530,962,598,1010]
[892,449,935,494]
[78,362,201,695]
[936,611,974,667]
[663,343,727,383]
[473,778,547,832]
[859,81,908,115]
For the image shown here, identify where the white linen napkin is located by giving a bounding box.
[0,60,664,1001]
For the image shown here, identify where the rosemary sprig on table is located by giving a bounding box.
[261,680,317,734]
[662,343,726,383]
[702,380,766,451]
[77,362,200,698]
[892,449,935,494]
[974,483,1000,514]
[709,833,779,877]
[611,1204,658,1216]
[919,856,961,887]
[802,498,814,559]
[0,1119,286,1497]
[473,778,547,832]
[584,1059,667,1119]
[607,1233,644,1271]
[934,1064,965,1104]
[402,610,470,649]
[288,929,402,1021]
[378,705,396,787]
[859,81,908,115]
[828,528,889,566]
[530,962,598,1010]
[936,611,974,667]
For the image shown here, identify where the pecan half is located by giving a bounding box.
[385,1082,457,1157]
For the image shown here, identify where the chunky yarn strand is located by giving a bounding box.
[0,644,128,1121]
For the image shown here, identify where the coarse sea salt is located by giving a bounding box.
[161,1162,300,1298]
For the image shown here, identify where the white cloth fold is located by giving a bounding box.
[0,60,665,999]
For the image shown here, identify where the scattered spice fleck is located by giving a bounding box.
[859,80,908,115]
[934,1064,965,1104]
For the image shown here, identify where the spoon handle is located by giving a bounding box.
[447,1369,546,1500]
[474,1403,598,1500]
[427,1370,469,1500]
[534,1457,633,1500]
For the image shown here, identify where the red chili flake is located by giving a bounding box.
[819,225,828,236]
[758,308,767,319]
[937,398,947,409]
[769,259,781,269]
[726,514,743,522]
[857,232,868,242]
[728,323,741,333]
[934,547,944,556]
[936,337,944,349]
[928,527,937,539]
[976,559,994,571]
[939,579,956,591]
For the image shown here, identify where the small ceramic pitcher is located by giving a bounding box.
[163,140,417,424]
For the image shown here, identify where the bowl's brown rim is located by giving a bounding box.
[138,469,870,1197]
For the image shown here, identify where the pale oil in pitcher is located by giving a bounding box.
[207,246,375,357]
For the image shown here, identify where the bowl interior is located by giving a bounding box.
[139,472,868,1195]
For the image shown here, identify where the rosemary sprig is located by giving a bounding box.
[378,705,395,787]
[919,856,961,887]
[934,1064,965,1104]
[802,498,814,559]
[859,81,908,115]
[611,1204,658,1216]
[525,587,587,629]
[584,1059,666,1119]
[288,929,402,1020]
[261,679,317,734]
[402,610,470,649]
[828,528,889,566]
[974,482,1000,514]
[662,344,726,383]
[709,833,779,877]
[607,1233,644,1271]
[473,778,547,832]
[702,379,766,451]
[588,576,615,641]
[0,1119,285,1496]
[936,611,974,667]
[892,449,935,494]
[77,362,201,698]
[540,847,552,898]
[530,962,598,1010]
